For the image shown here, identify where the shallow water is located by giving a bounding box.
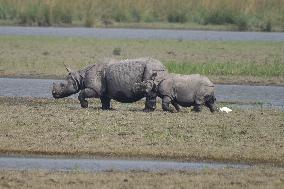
[0,156,251,172]
[0,78,283,109]
[1,26,284,41]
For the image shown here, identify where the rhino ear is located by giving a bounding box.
[150,72,157,80]
[64,63,72,73]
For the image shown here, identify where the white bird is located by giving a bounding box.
[219,107,232,113]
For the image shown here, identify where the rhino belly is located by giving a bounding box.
[175,86,195,107]
[105,63,145,103]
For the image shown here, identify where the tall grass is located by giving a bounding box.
[0,0,283,30]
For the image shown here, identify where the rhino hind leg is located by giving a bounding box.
[78,88,98,108]
[100,96,111,110]
[191,98,202,112]
[205,95,217,113]
[162,96,175,113]
[192,105,202,112]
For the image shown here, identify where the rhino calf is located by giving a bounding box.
[134,74,217,113]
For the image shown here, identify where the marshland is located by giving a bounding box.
[0,1,284,188]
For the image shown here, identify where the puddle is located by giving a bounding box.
[0,156,251,172]
[0,78,283,109]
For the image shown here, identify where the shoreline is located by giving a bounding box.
[1,74,283,87]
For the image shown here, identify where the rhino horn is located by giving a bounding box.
[64,63,72,73]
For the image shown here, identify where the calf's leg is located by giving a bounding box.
[171,101,181,112]
[162,96,174,113]
[144,91,157,112]
[205,95,218,113]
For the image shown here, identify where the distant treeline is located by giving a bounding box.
[0,0,283,31]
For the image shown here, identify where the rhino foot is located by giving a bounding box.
[80,100,88,108]
[143,108,155,112]
[191,105,202,112]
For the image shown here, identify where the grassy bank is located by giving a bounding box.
[1,168,284,189]
[0,97,283,165]
[0,0,284,31]
[0,35,283,85]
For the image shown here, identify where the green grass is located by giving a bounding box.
[0,0,284,31]
[0,35,283,84]
[165,60,284,78]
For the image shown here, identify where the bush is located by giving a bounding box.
[130,8,141,22]
[52,5,73,24]
[203,9,235,25]
[113,47,121,56]
[167,11,187,23]
[235,15,248,31]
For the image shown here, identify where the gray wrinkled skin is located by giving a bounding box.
[134,74,217,113]
[52,58,168,111]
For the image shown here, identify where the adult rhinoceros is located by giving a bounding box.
[52,58,168,111]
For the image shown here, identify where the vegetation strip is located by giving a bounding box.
[0,35,283,85]
[0,0,283,31]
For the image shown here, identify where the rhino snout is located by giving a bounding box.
[52,82,60,98]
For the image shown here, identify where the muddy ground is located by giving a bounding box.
[1,167,284,189]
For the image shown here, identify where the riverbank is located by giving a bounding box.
[0,35,283,86]
[0,97,283,166]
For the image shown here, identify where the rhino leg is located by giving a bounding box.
[192,105,202,112]
[205,95,218,113]
[171,101,181,112]
[78,88,98,108]
[192,98,202,112]
[100,96,111,110]
[162,96,174,113]
[144,91,157,112]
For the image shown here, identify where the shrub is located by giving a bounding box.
[113,47,121,56]
[167,11,187,23]
[203,8,235,25]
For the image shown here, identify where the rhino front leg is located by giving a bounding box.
[162,96,174,113]
[144,91,157,112]
[171,101,181,112]
[205,95,218,113]
[78,88,98,108]
[100,95,111,110]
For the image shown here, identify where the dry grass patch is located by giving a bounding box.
[0,167,284,189]
[0,97,283,165]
